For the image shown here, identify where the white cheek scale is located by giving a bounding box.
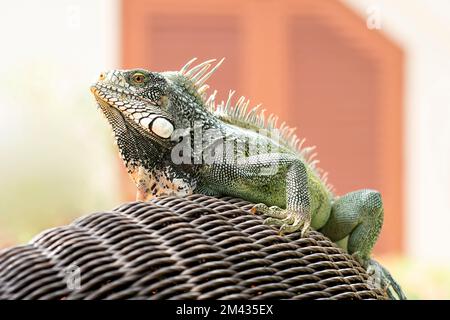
[151,117,174,139]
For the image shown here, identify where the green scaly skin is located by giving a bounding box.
[90,58,406,299]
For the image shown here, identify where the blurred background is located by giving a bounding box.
[0,0,449,299]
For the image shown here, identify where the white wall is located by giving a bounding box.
[344,0,450,262]
[0,0,121,244]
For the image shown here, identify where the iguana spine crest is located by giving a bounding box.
[180,58,334,193]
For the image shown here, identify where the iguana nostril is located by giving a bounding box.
[99,72,106,81]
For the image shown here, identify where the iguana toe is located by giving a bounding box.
[253,204,311,236]
[279,211,311,236]
[251,203,288,219]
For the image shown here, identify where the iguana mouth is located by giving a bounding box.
[90,86,120,107]
[90,86,131,133]
[90,85,124,110]
[90,86,126,121]
[90,86,107,106]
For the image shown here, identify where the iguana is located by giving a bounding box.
[90,58,406,299]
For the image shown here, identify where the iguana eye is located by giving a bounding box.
[131,72,146,84]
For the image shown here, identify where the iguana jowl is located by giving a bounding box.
[90,58,405,299]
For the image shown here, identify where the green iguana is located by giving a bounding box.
[90,58,406,299]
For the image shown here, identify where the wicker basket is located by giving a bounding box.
[0,195,387,300]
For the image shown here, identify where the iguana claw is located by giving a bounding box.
[252,203,311,236]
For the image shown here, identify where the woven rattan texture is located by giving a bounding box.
[0,195,387,300]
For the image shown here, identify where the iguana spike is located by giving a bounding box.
[298,138,306,150]
[267,114,276,129]
[246,104,261,122]
[259,109,266,127]
[307,152,318,163]
[286,127,297,139]
[321,172,329,184]
[280,124,289,138]
[272,115,279,129]
[180,57,198,74]
[185,59,216,77]
[234,96,243,107]
[302,146,317,156]
[215,101,223,114]
[206,90,217,107]
[210,101,216,112]
[292,137,300,149]
[225,90,235,112]
[196,57,225,87]
[198,84,209,95]
[326,182,336,194]
[240,99,249,119]
[211,91,218,110]
[309,159,320,169]
[303,148,317,161]
[267,114,273,127]
[234,96,245,117]
[289,134,298,146]
[190,64,212,83]
[286,131,293,140]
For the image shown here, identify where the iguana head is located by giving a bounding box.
[91,69,174,140]
[90,68,178,175]
[90,58,224,173]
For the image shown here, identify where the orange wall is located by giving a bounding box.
[121,0,403,254]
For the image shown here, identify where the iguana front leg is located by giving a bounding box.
[203,153,312,235]
[251,157,311,235]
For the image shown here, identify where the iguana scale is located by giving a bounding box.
[90,58,405,299]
